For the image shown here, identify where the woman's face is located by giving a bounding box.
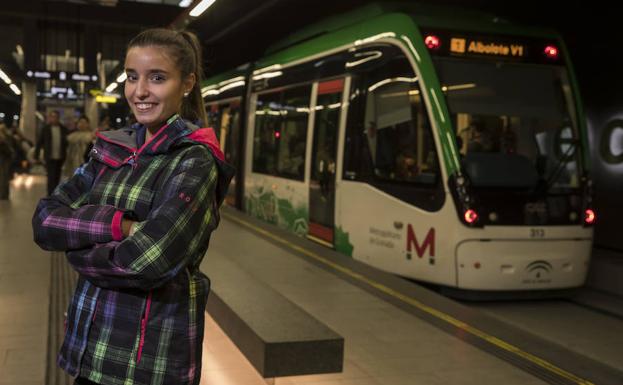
[124,46,195,132]
[77,118,90,131]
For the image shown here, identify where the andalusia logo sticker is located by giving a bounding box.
[523,260,553,283]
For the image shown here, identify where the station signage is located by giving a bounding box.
[95,95,118,104]
[26,70,98,82]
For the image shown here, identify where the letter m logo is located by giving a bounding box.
[406,225,435,258]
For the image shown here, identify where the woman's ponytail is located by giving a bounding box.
[179,31,207,126]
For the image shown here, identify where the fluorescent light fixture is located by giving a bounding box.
[105,82,118,92]
[10,84,21,95]
[116,72,127,83]
[0,68,12,84]
[189,0,216,17]
[179,0,192,7]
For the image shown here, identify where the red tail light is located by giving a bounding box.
[464,209,479,224]
[544,45,559,59]
[425,35,441,50]
[584,209,596,225]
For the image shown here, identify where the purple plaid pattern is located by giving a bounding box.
[33,162,123,250]
[33,116,234,385]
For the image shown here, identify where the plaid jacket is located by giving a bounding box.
[33,115,234,385]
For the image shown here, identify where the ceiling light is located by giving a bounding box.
[179,0,193,7]
[189,0,216,17]
[0,68,12,84]
[105,82,118,93]
[10,84,21,95]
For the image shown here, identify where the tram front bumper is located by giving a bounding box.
[455,239,592,291]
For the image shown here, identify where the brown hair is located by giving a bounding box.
[127,28,207,125]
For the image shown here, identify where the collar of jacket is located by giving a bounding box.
[90,115,199,168]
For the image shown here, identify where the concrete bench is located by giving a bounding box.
[205,255,344,378]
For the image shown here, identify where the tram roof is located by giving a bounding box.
[265,2,559,56]
[203,1,561,86]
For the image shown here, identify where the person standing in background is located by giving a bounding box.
[35,110,68,195]
[63,116,93,179]
[0,123,15,200]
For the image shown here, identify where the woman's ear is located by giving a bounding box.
[183,73,196,95]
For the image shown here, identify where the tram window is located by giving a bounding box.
[252,85,311,181]
[362,59,438,185]
[435,58,581,190]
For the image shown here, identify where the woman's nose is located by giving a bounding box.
[135,78,149,98]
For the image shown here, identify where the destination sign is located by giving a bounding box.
[449,38,526,58]
[421,30,563,64]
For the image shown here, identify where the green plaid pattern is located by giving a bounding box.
[33,117,234,385]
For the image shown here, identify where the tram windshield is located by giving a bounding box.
[433,58,581,192]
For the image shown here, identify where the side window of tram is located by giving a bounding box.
[252,85,311,181]
[361,55,439,185]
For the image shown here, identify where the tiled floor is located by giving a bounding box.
[0,175,49,385]
[198,218,547,385]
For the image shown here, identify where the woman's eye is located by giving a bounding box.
[151,74,166,82]
[127,74,138,82]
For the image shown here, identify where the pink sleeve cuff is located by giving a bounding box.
[111,210,124,241]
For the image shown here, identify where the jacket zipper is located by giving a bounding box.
[97,125,169,170]
[136,290,152,364]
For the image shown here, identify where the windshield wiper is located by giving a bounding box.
[540,139,579,194]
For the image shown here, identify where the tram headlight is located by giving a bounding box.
[584,209,596,225]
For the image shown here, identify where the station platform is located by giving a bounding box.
[2,175,623,385]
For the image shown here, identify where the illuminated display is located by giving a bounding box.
[422,30,562,64]
[449,37,526,58]
[26,70,98,82]
[96,95,118,104]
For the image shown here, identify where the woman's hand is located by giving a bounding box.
[121,218,136,238]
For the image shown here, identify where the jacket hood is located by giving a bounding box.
[91,115,235,206]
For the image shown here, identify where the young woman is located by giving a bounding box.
[33,29,234,385]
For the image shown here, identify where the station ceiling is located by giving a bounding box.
[0,0,617,107]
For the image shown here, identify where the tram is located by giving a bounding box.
[201,2,594,292]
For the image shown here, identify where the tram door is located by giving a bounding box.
[308,79,344,247]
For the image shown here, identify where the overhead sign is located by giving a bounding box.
[36,91,83,100]
[449,37,526,58]
[95,95,117,104]
[421,30,562,64]
[26,70,98,82]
